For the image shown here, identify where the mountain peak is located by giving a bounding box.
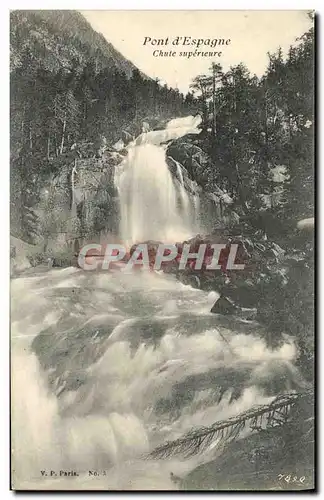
[10,10,141,77]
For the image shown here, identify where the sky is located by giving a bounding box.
[81,10,312,94]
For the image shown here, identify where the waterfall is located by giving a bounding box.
[71,162,78,219]
[192,192,200,230]
[12,113,308,490]
[114,116,202,245]
[174,160,191,224]
[173,160,202,234]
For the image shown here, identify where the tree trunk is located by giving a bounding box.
[212,65,217,137]
[21,103,25,139]
[29,126,33,150]
[47,134,51,160]
[60,118,66,155]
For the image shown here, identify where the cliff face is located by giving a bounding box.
[10,10,139,77]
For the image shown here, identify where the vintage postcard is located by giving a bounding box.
[10,10,315,491]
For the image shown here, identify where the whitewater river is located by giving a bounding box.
[11,266,304,490]
[11,116,308,490]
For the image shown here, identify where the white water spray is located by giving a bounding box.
[114,116,202,245]
[10,115,307,491]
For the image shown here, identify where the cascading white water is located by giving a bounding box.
[115,144,190,245]
[174,159,192,226]
[10,116,308,491]
[11,269,305,490]
[192,193,200,230]
[114,116,202,245]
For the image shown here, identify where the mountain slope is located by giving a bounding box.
[10,10,140,77]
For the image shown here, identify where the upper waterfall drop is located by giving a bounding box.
[114,115,202,245]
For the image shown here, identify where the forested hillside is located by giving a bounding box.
[10,10,140,76]
[11,10,314,248]
[162,20,315,386]
[179,25,314,242]
[10,10,196,243]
